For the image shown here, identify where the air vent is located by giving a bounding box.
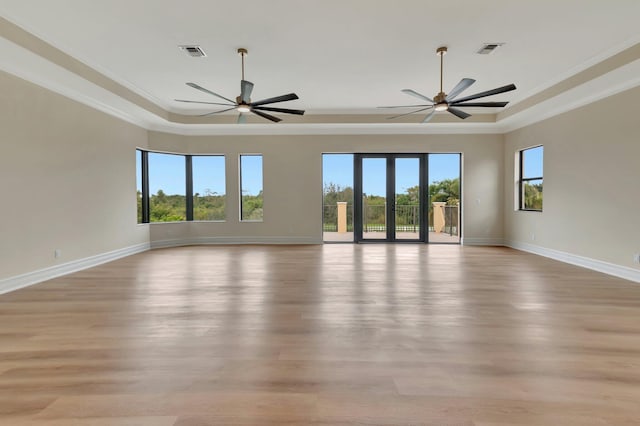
[477,43,505,55]
[179,45,206,58]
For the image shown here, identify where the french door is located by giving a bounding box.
[354,154,427,242]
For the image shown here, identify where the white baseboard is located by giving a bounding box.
[505,240,640,283]
[0,242,150,295]
[150,236,322,249]
[462,237,505,246]
[5,238,635,297]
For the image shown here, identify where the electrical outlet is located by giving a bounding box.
[530,232,535,241]
[54,249,61,259]
[634,253,640,264]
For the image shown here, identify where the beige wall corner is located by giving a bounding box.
[0,71,149,281]
[504,85,640,271]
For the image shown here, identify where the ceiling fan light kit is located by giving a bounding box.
[434,102,448,112]
[380,46,516,123]
[174,47,305,123]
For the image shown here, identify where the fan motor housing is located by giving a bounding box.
[434,92,447,103]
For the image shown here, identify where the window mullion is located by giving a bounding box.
[186,155,193,221]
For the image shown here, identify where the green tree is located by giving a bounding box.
[523,182,543,210]
[149,190,186,222]
[396,185,420,206]
[429,178,459,205]
[136,190,142,223]
[323,183,354,231]
[242,190,264,220]
[194,189,226,221]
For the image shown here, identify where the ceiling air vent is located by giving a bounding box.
[477,43,505,55]
[179,45,206,58]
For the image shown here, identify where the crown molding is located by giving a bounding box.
[146,121,503,136]
[1,15,639,137]
[497,56,640,133]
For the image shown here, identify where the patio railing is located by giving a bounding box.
[323,203,459,236]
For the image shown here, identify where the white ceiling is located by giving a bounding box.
[1,0,640,132]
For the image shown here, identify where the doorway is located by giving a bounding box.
[322,153,461,243]
[354,154,426,242]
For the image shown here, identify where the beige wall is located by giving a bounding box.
[3,59,637,283]
[0,71,149,280]
[0,68,507,281]
[148,132,505,246]
[504,85,640,269]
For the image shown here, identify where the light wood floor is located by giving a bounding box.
[1,245,640,425]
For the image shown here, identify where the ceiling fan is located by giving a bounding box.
[175,48,305,123]
[381,46,516,123]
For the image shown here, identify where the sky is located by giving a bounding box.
[322,153,463,197]
[239,155,263,195]
[523,146,543,177]
[193,156,226,195]
[146,152,230,195]
[138,152,257,196]
[137,149,542,197]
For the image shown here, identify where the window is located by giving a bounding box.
[240,155,263,221]
[192,156,226,221]
[137,151,226,223]
[148,152,186,222]
[519,146,543,211]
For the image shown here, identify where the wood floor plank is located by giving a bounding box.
[6,416,178,426]
[1,244,640,424]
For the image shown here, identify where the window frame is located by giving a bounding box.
[147,151,188,223]
[136,149,150,224]
[518,145,543,212]
[137,149,226,223]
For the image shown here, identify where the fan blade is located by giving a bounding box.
[237,113,247,124]
[422,110,436,123]
[452,84,516,104]
[240,80,254,103]
[401,89,434,103]
[378,104,431,109]
[251,93,299,107]
[450,101,509,108]
[251,109,282,123]
[186,82,235,104]
[174,99,235,106]
[447,107,471,120]
[253,106,305,115]
[445,78,476,101]
[198,106,238,117]
[387,106,433,120]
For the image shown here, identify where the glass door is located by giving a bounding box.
[355,154,425,242]
[360,157,388,240]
